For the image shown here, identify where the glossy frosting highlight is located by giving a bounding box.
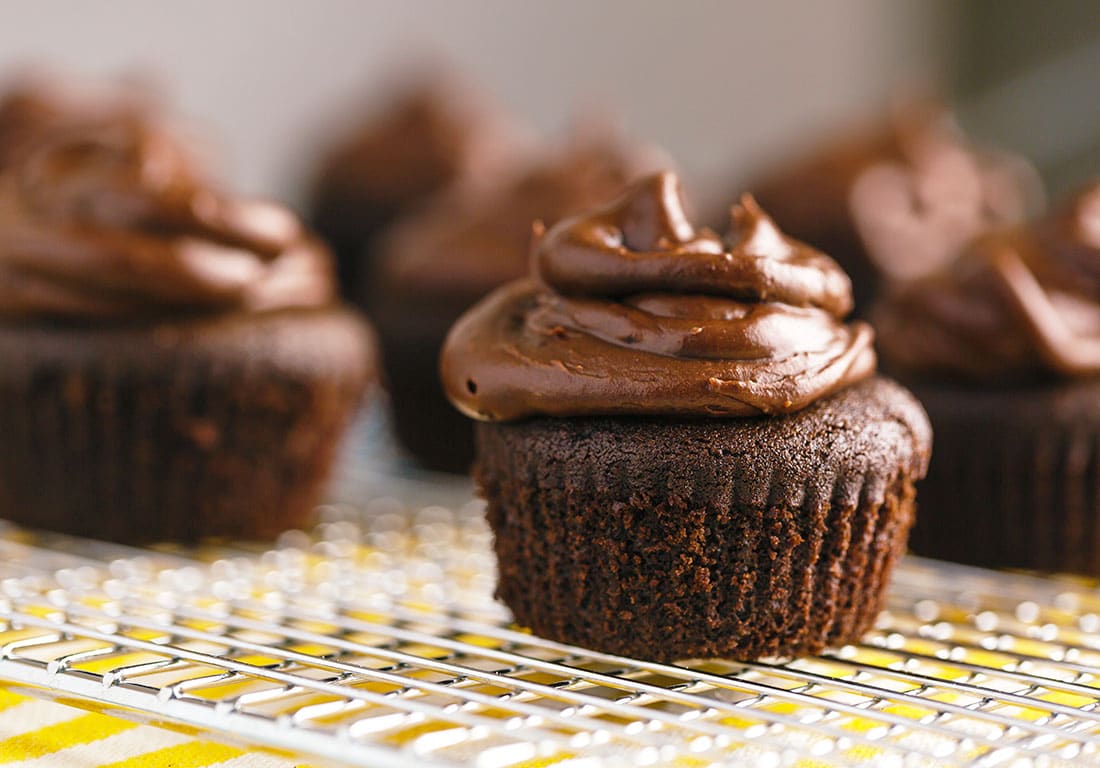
[875,182,1100,382]
[0,113,333,321]
[442,172,876,421]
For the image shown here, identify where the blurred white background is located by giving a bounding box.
[0,0,945,199]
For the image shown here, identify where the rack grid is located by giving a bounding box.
[1,486,1100,767]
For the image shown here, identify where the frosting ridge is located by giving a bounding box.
[875,182,1100,381]
[0,113,333,320]
[850,123,1042,283]
[442,172,876,421]
[752,97,1041,299]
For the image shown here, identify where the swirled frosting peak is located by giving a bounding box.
[876,182,1100,382]
[0,114,334,320]
[850,112,1042,283]
[442,172,876,421]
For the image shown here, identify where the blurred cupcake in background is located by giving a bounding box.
[874,182,1100,574]
[0,94,375,543]
[305,69,532,308]
[749,98,1042,312]
[372,124,668,473]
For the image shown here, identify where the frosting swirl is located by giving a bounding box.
[310,73,528,216]
[875,183,1100,382]
[850,125,1041,283]
[378,124,665,300]
[752,98,1041,290]
[442,172,876,421]
[0,113,333,320]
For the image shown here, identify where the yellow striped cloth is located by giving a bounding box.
[0,689,313,768]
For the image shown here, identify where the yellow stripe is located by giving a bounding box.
[0,712,136,762]
[72,652,168,675]
[99,741,243,768]
[0,690,26,713]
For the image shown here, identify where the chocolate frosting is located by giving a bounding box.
[0,114,333,321]
[0,81,65,170]
[875,183,1100,382]
[310,74,528,217]
[850,121,1042,283]
[0,76,138,171]
[753,99,1041,284]
[442,172,876,421]
[378,126,665,305]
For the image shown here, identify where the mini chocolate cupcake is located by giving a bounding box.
[442,172,931,660]
[306,73,528,306]
[750,100,1041,312]
[875,183,1100,574]
[374,130,661,473]
[0,111,374,543]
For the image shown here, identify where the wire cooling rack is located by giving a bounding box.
[2,459,1100,767]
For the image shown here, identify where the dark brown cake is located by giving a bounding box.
[749,99,1040,313]
[476,378,929,660]
[374,129,661,472]
[902,380,1100,573]
[876,183,1100,573]
[0,106,374,543]
[306,72,528,307]
[442,172,932,660]
[0,308,370,542]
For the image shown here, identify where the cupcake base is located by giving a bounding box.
[373,285,478,474]
[474,376,931,661]
[309,198,397,309]
[379,331,474,474]
[0,307,373,543]
[908,379,1100,574]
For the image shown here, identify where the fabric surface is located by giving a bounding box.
[0,689,313,768]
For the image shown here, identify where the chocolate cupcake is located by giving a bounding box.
[750,100,1041,312]
[442,172,931,660]
[0,112,374,543]
[374,130,660,473]
[875,183,1100,574]
[306,73,528,306]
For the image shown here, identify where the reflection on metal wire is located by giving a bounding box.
[0,492,1098,767]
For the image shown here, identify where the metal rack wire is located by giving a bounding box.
[1,484,1100,767]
